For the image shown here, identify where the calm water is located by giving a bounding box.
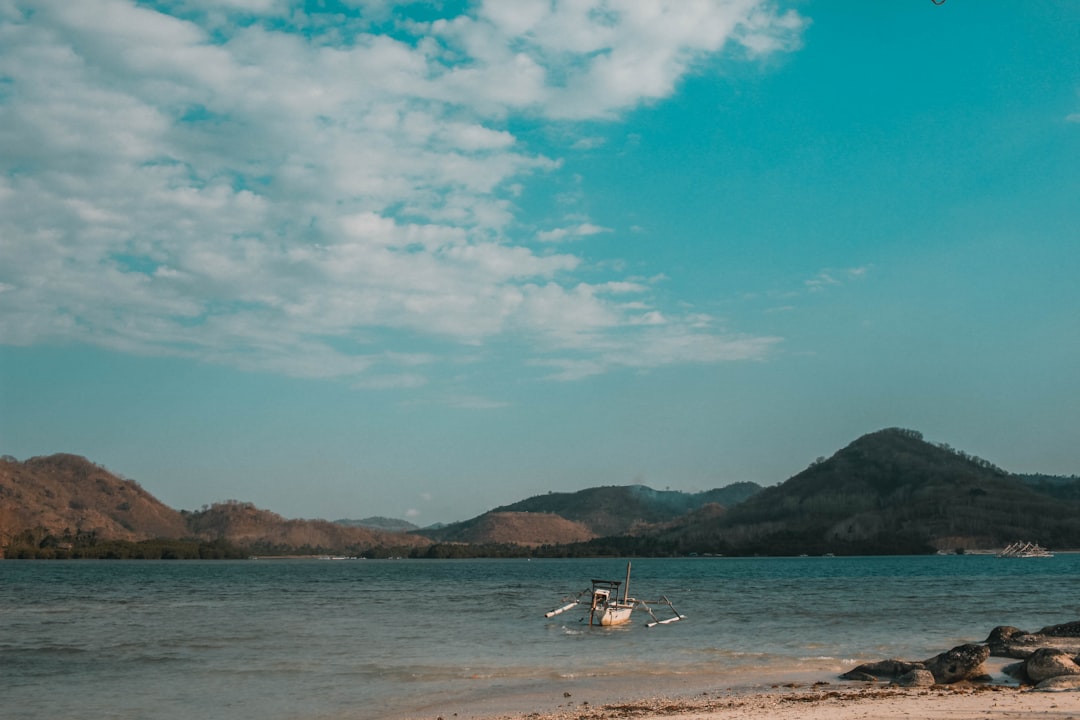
[2,555,1078,719]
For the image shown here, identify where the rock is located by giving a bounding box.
[840,659,923,681]
[922,643,990,684]
[1034,675,1080,692]
[986,621,1080,658]
[1024,648,1080,683]
[1001,661,1027,680]
[893,669,935,687]
[1035,620,1080,637]
[985,625,1026,656]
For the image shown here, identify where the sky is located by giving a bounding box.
[1,0,1078,526]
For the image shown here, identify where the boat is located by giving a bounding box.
[544,562,684,628]
[997,541,1053,558]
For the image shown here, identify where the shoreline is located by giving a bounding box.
[465,685,1075,720]
[400,657,1078,720]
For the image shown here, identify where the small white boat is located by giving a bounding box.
[586,577,635,626]
[544,562,684,628]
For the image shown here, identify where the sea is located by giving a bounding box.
[2,554,1078,719]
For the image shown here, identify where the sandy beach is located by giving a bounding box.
[454,684,1080,720]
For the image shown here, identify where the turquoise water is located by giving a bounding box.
[2,555,1078,719]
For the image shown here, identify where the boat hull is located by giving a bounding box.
[594,604,634,626]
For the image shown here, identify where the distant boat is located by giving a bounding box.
[997,541,1053,558]
[544,561,684,628]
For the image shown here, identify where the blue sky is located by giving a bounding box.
[1,0,1078,525]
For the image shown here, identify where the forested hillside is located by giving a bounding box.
[493,483,759,535]
[656,428,1080,556]
[5,431,1077,559]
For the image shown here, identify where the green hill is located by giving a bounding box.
[1017,473,1080,502]
[659,428,1080,556]
[422,482,761,542]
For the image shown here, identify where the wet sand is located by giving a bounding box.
[452,684,1079,720]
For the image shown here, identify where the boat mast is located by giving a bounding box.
[623,561,631,604]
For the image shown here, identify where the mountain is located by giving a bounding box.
[423,483,761,543]
[0,454,429,557]
[187,501,429,554]
[5,433,1077,559]
[422,511,596,547]
[0,454,190,550]
[659,428,1080,555]
[1017,473,1080,502]
[334,516,421,532]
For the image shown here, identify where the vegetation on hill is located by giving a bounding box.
[0,456,430,558]
[425,482,761,542]
[2,527,247,559]
[419,511,595,546]
[334,516,421,532]
[1017,473,1080,502]
[656,428,1080,556]
[0,453,189,554]
[184,500,431,556]
[4,430,1077,559]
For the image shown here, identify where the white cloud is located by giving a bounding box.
[805,265,870,292]
[0,0,802,387]
[536,222,612,243]
[532,311,779,381]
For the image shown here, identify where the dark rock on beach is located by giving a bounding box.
[984,622,1080,659]
[841,644,989,685]
[1036,621,1080,637]
[845,622,1080,691]
[984,625,1026,657]
[1023,648,1080,684]
[894,668,936,687]
[1034,675,1080,692]
[922,644,991,684]
[840,659,923,682]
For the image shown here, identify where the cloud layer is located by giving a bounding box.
[0,0,801,390]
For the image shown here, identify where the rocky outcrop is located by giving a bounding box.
[1024,649,1080,683]
[844,621,1080,691]
[984,623,1080,659]
[923,644,991,684]
[894,669,936,687]
[841,660,923,682]
[1036,621,1080,637]
[841,644,989,685]
[1003,647,1080,690]
[1034,675,1080,692]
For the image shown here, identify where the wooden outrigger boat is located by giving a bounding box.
[544,562,684,628]
[997,541,1053,558]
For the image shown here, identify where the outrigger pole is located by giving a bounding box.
[643,596,685,627]
[545,601,579,618]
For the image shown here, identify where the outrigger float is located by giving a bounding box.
[544,562,685,628]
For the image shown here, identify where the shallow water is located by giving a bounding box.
[2,555,1078,719]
